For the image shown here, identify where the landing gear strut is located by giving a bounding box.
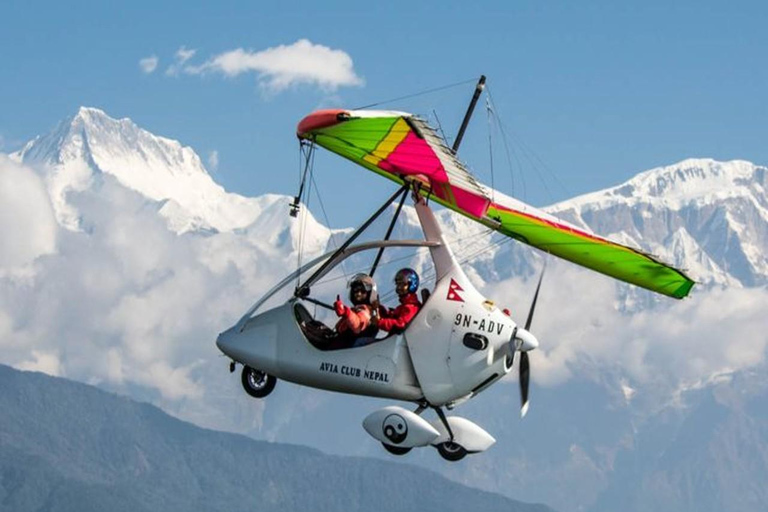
[431,405,468,462]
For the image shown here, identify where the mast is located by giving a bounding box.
[452,75,486,153]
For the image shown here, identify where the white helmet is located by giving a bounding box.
[348,273,378,305]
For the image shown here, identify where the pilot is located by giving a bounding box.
[334,273,379,345]
[377,268,422,334]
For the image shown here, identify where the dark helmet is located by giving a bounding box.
[348,273,378,305]
[394,268,419,294]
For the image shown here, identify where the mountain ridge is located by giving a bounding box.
[545,158,768,288]
[0,363,553,512]
[14,107,262,234]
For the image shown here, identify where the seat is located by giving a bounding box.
[294,303,379,351]
[294,304,338,350]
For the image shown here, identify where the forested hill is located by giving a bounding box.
[0,364,553,512]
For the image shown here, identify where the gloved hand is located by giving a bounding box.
[370,306,379,327]
[334,295,346,316]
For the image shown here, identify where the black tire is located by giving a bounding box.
[241,366,277,398]
[382,443,411,456]
[436,441,468,462]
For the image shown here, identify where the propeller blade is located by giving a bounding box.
[525,262,546,330]
[519,351,530,417]
[519,260,545,418]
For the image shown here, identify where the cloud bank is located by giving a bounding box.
[0,155,57,268]
[1,155,766,432]
[183,39,363,92]
[0,157,287,415]
[485,262,768,406]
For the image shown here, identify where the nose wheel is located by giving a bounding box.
[435,441,468,461]
[241,365,277,398]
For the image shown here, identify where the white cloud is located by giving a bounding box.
[486,262,768,402]
[0,159,291,412]
[2,152,767,434]
[207,150,219,173]
[17,350,63,377]
[184,39,364,93]
[166,46,197,77]
[0,155,57,268]
[0,309,13,343]
[139,55,159,74]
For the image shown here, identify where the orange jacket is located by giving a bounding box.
[335,304,373,335]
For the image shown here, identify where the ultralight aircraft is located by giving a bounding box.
[216,77,694,461]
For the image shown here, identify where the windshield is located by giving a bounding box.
[235,240,439,331]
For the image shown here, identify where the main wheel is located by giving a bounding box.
[436,441,468,462]
[382,443,411,456]
[241,366,276,398]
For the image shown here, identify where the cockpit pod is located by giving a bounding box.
[216,194,523,462]
[216,238,441,403]
[217,197,517,406]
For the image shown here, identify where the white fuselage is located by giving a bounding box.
[216,196,518,407]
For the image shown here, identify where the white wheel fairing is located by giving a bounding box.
[363,406,439,448]
[429,416,495,453]
[382,413,408,444]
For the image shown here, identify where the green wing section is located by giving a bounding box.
[485,201,695,299]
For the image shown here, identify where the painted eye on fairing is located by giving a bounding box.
[382,413,408,444]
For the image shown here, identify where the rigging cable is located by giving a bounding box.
[432,109,449,147]
[310,171,350,282]
[309,226,497,292]
[486,84,572,204]
[295,141,316,288]
[485,85,523,200]
[486,96,496,204]
[311,224,498,303]
[290,140,313,217]
[377,231,514,304]
[354,78,478,110]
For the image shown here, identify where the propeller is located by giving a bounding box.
[514,262,545,418]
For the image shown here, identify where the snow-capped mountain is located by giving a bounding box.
[14,107,263,234]
[12,108,768,294]
[546,159,768,288]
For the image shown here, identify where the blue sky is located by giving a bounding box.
[2,0,766,226]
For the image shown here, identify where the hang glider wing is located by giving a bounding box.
[297,109,694,299]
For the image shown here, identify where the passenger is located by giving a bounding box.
[334,274,379,345]
[377,268,422,334]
